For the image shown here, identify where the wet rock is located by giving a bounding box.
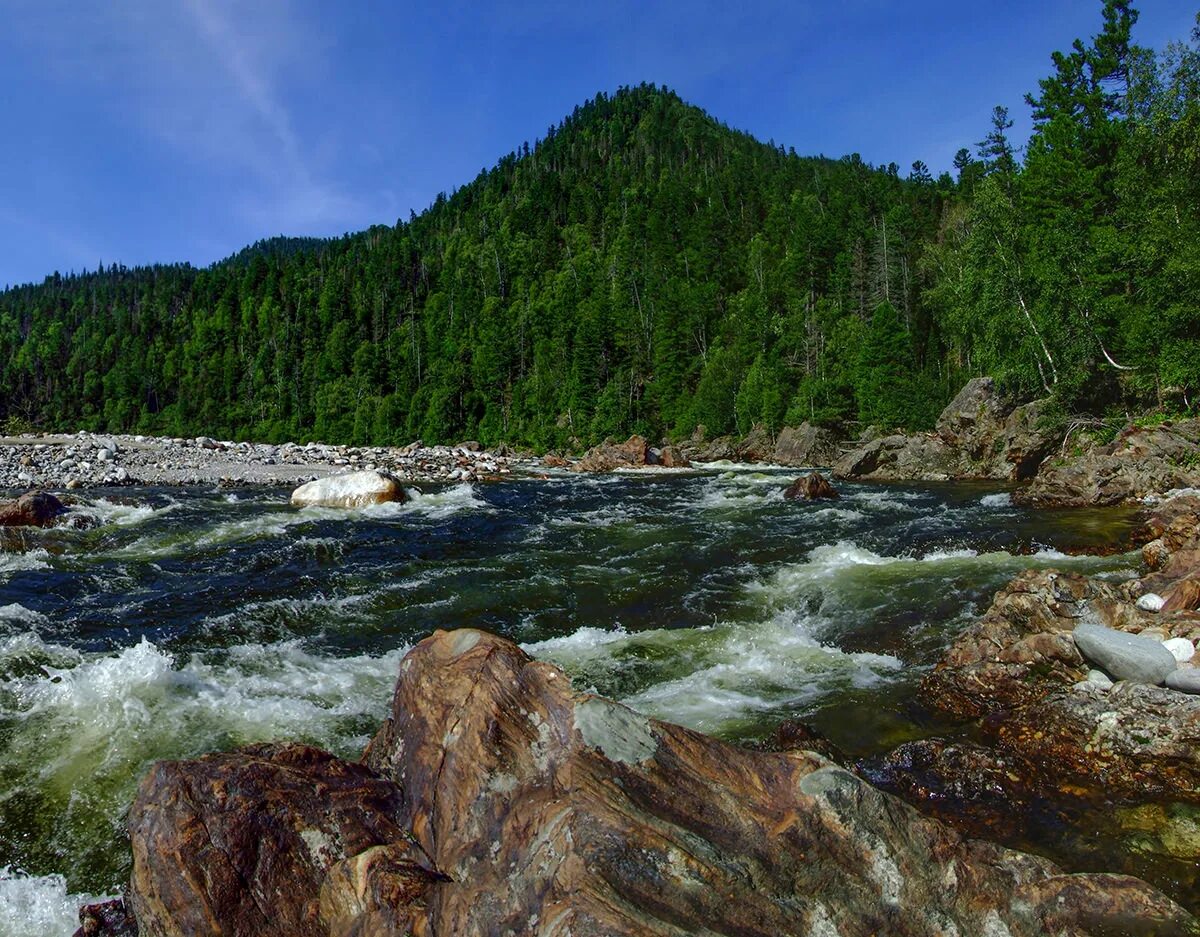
[783,471,840,501]
[73,898,137,937]
[834,377,1060,482]
[860,738,1066,843]
[0,490,67,527]
[290,470,407,508]
[1016,418,1200,508]
[773,422,843,466]
[122,629,1196,936]
[127,743,439,937]
[1073,622,1179,685]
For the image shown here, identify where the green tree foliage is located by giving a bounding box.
[1,5,1198,448]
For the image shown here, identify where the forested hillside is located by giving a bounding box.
[1,2,1196,449]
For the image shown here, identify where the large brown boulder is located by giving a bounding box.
[834,378,1061,482]
[127,743,441,937]
[1015,418,1200,508]
[784,471,840,500]
[124,628,1197,936]
[0,489,67,527]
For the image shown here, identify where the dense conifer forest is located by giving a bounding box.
[1,2,1196,449]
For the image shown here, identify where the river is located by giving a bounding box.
[0,464,1139,934]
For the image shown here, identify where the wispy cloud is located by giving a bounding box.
[9,0,364,238]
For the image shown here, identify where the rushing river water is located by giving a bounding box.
[0,464,1142,934]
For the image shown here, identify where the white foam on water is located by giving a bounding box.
[747,539,1134,615]
[0,604,45,626]
[693,460,792,472]
[0,549,50,578]
[0,632,407,895]
[0,867,112,937]
[978,492,1013,508]
[371,483,489,520]
[524,614,901,735]
[70,497,179,528]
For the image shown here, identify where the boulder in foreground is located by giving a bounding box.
[290,470,407,508]
[124,628,1196,936]
[784,471,840,500]
[0,489,67,527]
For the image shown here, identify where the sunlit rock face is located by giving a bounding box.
[125,629,1196,937]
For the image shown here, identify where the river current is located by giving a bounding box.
[0,463,1139,934]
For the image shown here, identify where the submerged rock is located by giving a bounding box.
[290,470,406,508]
[0,489,67,527]
[783,471,840,500]
[1073,622,1178,685]
[122,629,1197,936]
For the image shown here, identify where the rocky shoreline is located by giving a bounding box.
[0,432,525,491]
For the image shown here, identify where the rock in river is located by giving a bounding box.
[121,628,1197,936]
[1073,622,1179,685]
[784,470,840,500]
[0,489,67,527]
[290,470,407,508]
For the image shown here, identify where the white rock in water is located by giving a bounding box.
[1163,637,1196,663]
[290,470,407,508]
[1086,669,1114,689]
[1136,593,1166,612]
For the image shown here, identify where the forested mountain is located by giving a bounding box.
[1,2,1196,449]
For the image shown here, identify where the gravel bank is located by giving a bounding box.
[0,432,530,491]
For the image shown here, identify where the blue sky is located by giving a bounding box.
[0,0,1195,288]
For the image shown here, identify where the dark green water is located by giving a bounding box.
[0,465,1141,933]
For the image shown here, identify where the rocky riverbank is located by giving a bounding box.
[85,629,1196,937]
[0,432,525,490]
[863,488,1200,899]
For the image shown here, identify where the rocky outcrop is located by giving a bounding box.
[881,489,1200,881]
[773,422,843,466]
[290,470,407,508]
[784,471,840,500]
[120,628,1196,936]
[1014,418,1200,508]
[835,378,1061,482]
[0,489,67,527]
[572,434,651,472]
